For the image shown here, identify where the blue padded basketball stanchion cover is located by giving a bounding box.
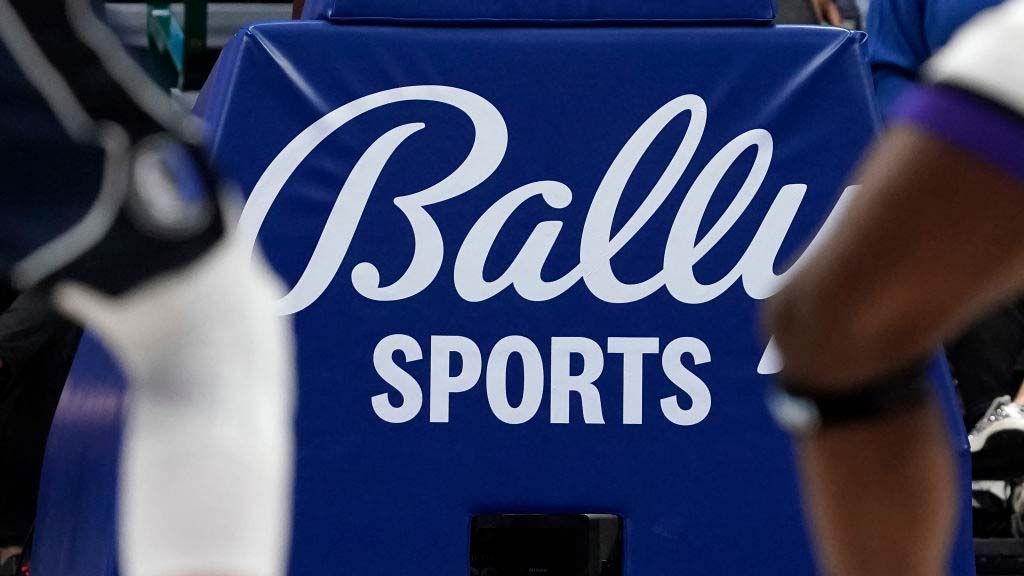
[33,10,976,576]
[32,335,125,576]
[299,0,777,23]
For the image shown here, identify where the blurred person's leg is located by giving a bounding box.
[0,2,295,575]
[810,0,844,25]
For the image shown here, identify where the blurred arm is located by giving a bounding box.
[766,121,1024,388]
[768,0,1024,389]
[764,6,1024,574]
[761,116,1022,575]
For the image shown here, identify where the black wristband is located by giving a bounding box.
[768,361,933,436]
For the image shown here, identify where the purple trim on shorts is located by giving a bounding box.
[890,84,1024,183]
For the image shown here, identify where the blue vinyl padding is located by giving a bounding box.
[301,0,777,23]
[33,335,124,576]
[33,17,976,576]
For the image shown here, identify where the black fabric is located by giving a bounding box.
[0,13,225,295]
[8,0,168,141]
[947,301,1024,428]
[35,175,225,296]
[0,44,107,274]
[0,286,15,314]
[0,291,81,547]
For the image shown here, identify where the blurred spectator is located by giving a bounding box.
[778,0,863,28]
[813,0,863,28]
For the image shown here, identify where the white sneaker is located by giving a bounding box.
[969,396,1024,453]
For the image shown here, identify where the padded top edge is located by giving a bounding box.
[301,0,777,23]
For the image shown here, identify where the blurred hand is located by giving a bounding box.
[811,0,844,26]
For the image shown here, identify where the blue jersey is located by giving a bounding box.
[891,0,1024,186]
[868,0,1004,117]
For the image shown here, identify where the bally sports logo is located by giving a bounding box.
[238,85,853,426]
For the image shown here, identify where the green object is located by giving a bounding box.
[146,0,208,89]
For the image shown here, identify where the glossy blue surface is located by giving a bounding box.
[300,0,777,23]
[34,16,975,576]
